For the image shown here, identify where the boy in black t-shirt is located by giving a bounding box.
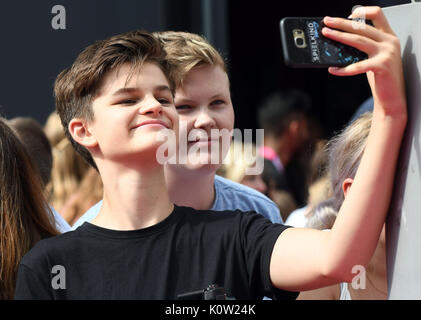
[15,7,407,299]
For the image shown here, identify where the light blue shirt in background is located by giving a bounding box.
[212,175,282,223]
[50,206,71,233]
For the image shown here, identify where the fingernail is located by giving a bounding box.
[329,67,340,72]
[324,16,334,23]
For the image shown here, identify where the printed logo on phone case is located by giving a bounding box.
[307,21,321,62]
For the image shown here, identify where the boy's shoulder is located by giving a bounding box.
[214,175,274,204]
[213,175,282,223]
[179,205,249,225]
[19,228,85,268]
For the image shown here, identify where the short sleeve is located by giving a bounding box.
[238,211,299,300]
[14,264,53,300]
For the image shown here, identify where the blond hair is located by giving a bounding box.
[44,112,90,214]
[154,31,227,88]
[306,198,337,230]
[217,143,258,183]
[60,167,103,225]
[328,112,372,212]
[305,112,372,230]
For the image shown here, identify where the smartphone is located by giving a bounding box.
[280,17,369,68]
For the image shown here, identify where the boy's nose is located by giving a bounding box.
[140,97,163,116]
[194,111,216,130]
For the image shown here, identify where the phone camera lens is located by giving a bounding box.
[296,38,304,46]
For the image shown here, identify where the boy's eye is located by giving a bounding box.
[158,98,172,105]
[119,99,137,105]
[175,105,192,111]
[211,99,225,106]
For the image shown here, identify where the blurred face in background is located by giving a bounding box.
[241,173,267,194]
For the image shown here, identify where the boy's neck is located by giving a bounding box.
[92,162,174,231]
[165,165,216,210]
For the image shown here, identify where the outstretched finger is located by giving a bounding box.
[323,16,384,42]
[350,6,394,35]
[322,26,377,55]
[327,58,379,77]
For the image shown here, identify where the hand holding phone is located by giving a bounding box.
[280,7,406,119]
[281,6,406,118]
[323,7,405,108]
[280,16,370,68]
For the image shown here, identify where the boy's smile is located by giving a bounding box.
[84,62,179,164]
[131,119,171,130]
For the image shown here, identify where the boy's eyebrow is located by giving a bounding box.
[209,93,225,100]
[111,85,172,96]
[155,85,173,95]
[174,97,194,104]
[175,93,225,104]
[111,87,139,96]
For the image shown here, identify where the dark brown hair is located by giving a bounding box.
[8,117,53,187]
[0,117,59,299]
[54,30,175,169]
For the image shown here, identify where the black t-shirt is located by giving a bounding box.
[14,205,298,300]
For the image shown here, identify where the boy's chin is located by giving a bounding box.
[185,162,220,173]
[168,161,221,175]
[113,142,170,164]
[186,152,224,171]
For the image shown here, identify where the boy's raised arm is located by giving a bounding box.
[270,6,407,291]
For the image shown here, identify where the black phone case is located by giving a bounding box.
[280,17,368,68]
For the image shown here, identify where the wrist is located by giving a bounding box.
[372,100,407,123]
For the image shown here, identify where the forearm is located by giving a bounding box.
[270,7,408,291]
[324,107,406,281]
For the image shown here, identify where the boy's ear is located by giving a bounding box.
[68,118,98,148]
